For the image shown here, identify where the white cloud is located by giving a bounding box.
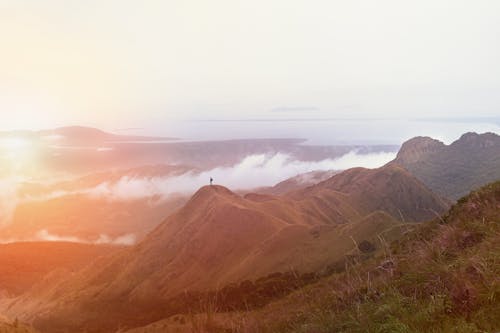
[94,233,136,246]
[35,229,82,243]
[84,150,396,200]
[0,229,136,246]
[0,150,396,228]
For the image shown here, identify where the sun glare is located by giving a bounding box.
[0,137,39,173]
[0,137,32,152]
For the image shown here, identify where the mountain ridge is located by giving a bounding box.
[392,132,500,199]
[1,163,450,332]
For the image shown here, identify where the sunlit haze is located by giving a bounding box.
[1,2,500,332]
[1,0,499,135]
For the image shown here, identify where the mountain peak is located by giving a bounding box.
[454,132,499,148]
[459,131,480,140]
[393,132,500,199]
[394,136,445,164]
[194,184,236,197]
[186,185,240,208]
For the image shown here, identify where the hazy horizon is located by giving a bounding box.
[2,118,499,146]
[1,0,499,132]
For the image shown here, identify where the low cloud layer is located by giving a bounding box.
[85,150,396,200]
[0,230,136,246]
[0,150,396,227]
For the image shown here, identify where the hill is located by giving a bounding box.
[228,181,500,332]
[120,181,500,333]
[392,132,500,200]
[290,164,450,222]
[0,164,449,332]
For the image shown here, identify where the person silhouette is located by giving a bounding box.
[210,177,213,185]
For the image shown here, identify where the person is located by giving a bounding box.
[210,177,213,185]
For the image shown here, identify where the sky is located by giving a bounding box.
[0,0,499,132]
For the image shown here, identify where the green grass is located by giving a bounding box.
[240,181,500,333]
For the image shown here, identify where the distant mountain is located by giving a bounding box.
[0,126,176,144]
[392,132,500,200]
[39,126,177,144]
[2,164,449,332]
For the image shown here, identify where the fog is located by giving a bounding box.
[0,230,136,246]
[0,150,396,228]
[35,230,136,246]
[79,150,397,199]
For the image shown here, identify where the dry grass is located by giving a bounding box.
[231,181,500,333]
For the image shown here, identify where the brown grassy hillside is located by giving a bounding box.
[122,180,500,333]
[290,164,450,222]
[0,242,122,296]
[235,181,500,333]
[1,165,449,333]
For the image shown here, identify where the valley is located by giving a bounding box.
[0,131,498,333]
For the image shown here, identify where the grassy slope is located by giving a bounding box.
[0,242,122,296]
[122,181,499,333]
[5,164,448,333]
[18,188,405,333]
[240,181,500,333]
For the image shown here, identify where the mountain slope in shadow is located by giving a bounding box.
[392,132,500,200]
